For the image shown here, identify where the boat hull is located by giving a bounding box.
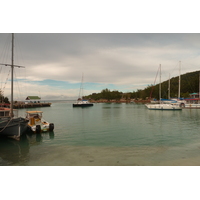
[0,117,29,137]
[26,111,54,133]
[145,104,182,110]
[184,104,200,109]
[27,123,54,133]
[73,103,93,107]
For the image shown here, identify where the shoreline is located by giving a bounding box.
[90,99,150,104]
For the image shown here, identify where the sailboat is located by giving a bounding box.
[180,72,200,108]
[73,74,93,107]
[145,64,182,110]
[0,33,29,139]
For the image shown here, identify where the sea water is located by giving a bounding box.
[1,101,200,166]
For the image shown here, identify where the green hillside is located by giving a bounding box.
[146,70,200,100]
[84,70,200,101]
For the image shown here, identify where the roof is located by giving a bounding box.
[26,96,41,100]
[189,93,198,95]
[26,111,43,114]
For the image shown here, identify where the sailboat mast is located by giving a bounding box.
[159,64,161,101]
[178,61,181,99]
[78,73,84,99]
[168,73,170,100]
[10,33,14,117]
[81,73,84,98]
[199,72,200,99]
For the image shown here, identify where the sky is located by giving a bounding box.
[1,0,200,101]
[0,33,200,100]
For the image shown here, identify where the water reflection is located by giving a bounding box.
[0,131,54,166]
[0,135,30,165]
[49,132,54,139]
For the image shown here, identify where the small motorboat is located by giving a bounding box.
[26,111,54,133]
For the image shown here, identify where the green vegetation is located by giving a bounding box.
[85,89,123,101]
[84,70,200,101]
[0,90,9,103]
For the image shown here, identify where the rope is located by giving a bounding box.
[0,117,13,133]
[0,34,11,91]
[14,35,26,100]
[2,69,10,92]
[14,69,22,100]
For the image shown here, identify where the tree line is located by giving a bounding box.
[84,70,200,101]
[0,90,9,104]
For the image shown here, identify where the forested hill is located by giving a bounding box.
[149,70,200,99]
[84,70,200,101]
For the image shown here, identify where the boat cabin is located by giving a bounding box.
[0,107,10,118]
[0,107,18,118]
[26,111,43,125]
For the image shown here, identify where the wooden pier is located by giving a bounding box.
[0,102,51,109]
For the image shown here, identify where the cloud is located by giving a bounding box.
[1,33,200,100]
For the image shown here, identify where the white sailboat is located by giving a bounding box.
[73,73,93,107]
[145,64,182,110]
[0,33,29,139]
[168,62,200,109]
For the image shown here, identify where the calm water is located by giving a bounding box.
[1,101,200,166]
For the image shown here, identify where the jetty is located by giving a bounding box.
[0,96,52,109]
[0,102,51,109]
[14,102,51,108]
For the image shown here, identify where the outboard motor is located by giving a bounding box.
[36,125,41,133]
[49,123,54,131]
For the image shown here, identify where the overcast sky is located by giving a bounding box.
[0,33,200,100]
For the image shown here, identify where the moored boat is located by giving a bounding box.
[176,73,200,109]
[145,64,182,111]
[0,107,28,137]
[26,111,54,133]
[73,73,94,108]
[145,103,182,110]
[73,99,93,107]
[178,98,200,109]
[0,33,29,139]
